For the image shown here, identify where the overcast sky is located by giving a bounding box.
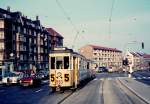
[0,0,150,53]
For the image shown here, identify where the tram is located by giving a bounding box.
[49,47,95,91]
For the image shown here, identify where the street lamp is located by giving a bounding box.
[9,53,14,72]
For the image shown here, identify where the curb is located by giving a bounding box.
[118,78,150,104]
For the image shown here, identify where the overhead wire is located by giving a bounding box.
[55,0,83,49]
[108,0,115,40]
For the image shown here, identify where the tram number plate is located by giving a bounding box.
[56,80,63,85]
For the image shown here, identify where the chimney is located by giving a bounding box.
[36,15,39,20]
[7,6,10,12]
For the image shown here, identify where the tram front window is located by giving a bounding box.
[55,56,69,69]
[56,57,63,69]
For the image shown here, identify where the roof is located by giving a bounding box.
[46,28,63,38]
[88,44,122,52]
[143,54,150,58]
[130,52,140,57]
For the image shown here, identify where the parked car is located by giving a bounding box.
[19,73,41,87]
[2,72,23,85]
[37,70,49,79]
[97,67,108,73]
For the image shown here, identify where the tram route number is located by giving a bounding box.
[51,74,55,82]
[64,74,69,82]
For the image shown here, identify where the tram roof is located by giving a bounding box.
[50,47,86,58]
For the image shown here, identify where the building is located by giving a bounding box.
[46,28,63,50]
[124,51,150,71]
[138,53,150,70]
[79,44,122,71]
[0,7,63,71]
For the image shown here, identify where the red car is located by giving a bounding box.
[20,74,41,87]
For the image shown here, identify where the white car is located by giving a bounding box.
[2,72,23,85]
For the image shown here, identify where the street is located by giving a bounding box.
[0,72,150,104]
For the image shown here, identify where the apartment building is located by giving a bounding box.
[46,28,63,50]
[0,7,63,71]
[79,45,122,71]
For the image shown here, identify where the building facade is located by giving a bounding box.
[79,45,122,71]
[46,28,63,50]
[124,51,150,71]
[0,7,63,71]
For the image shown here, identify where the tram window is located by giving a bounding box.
[51,57,55,69]
[56,57,63,69]
[64,56,69,69]
[87,62,89,69]
[56,61,63,69]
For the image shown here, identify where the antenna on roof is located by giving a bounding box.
[7,6,10,12]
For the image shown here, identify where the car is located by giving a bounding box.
[19,74,42,87]
[97,67,108,73]
[37,70,49,79]
[2,72,23,85]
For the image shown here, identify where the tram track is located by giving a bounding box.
[117,78,149,104]
[100,78,105,104]
[57,91,74,104]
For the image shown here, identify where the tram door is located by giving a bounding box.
[73,56,78,88]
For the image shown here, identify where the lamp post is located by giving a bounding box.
[9,53,14,72]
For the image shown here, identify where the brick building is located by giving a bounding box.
[46,28,63,50]
[79,44,122,71]
[0,7,63,71]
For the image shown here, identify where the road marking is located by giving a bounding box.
[137,77,142,79]
[42,80,49,83]
[143,77,146,79]
[148,77,150,79]
[132,77,136,80]
[35,89,43,93]
[94,78,98,80]
[99,78,104,81]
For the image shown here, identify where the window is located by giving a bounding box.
[51,57,55,69]
[24,28,26,34]
[20,54,23,60]
[64,56,69,69]
[0,53,3,60]
[18,26,20,32]
[0,20,4,28]
[12,25,15,31]
[56,57,63,69]
[0,32,4,39]
[0,42,4,49]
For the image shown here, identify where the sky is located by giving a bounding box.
[0,0,150,53]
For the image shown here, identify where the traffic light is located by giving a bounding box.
[123,58,129,66]
[142,42,144,49]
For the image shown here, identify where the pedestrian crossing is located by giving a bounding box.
[132,77,150,80]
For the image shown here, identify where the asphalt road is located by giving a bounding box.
[132,70,150,85]
[0,72,149,104]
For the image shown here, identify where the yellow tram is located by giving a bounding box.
[49,47,95,91]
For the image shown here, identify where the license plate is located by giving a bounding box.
[56,80,63,85]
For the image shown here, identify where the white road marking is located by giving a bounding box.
[148,77,150,79]
[143,77,146,79]
[35,89,43,93]
[99,78,104,81]
[94,78,98,80]
[42,80,49,83]
[137,77,142,79]
[132,77,136,80]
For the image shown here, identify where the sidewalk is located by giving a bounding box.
[119,77,150,104]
